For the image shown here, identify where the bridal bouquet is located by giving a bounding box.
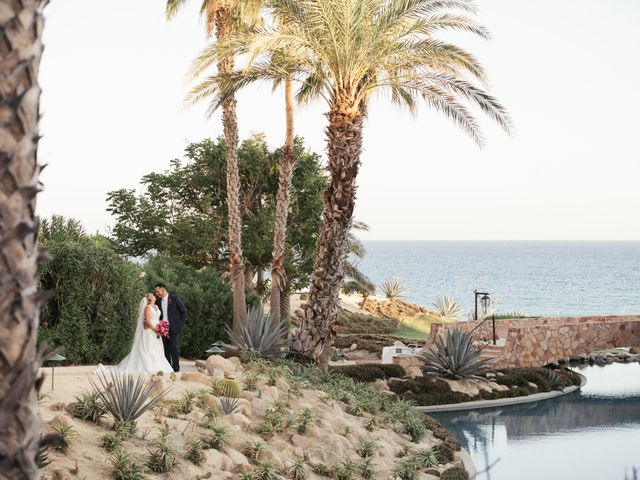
[155,320,169,338]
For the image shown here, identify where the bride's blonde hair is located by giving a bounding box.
[145,293,156,304]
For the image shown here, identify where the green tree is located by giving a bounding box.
[190,0,511,366]
[166,0,264,331]
[38,217,143,365]
[106,135,326,292]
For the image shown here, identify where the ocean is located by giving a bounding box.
[358,241,640,317]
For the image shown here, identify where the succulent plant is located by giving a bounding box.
[211,378,242,398]
[542,368,563,390]
[380,277,406,300]
[72,390,107,423]
[220,396,240,415]
[226,305,288,358]
[420,328,489,379]
[432,296,463,319]
[91,371,170,427]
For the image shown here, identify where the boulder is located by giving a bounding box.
[225,448,249,467]
[49,415,74,430]
[206,355,235,374]
[200,395,222,410]
[227,357,243,369]
[373,379,389,392]
[180,371,211,386]
[195,359,207,369]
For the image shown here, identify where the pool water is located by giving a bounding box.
[430,363,640,480]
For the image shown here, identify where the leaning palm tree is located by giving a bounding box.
[166,0,263,329]
[0,1,49,478]
[189,0,512,366]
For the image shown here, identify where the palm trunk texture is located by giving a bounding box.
[215,6,246,329]
[269,78,296,322]
[0,1,49,478]
[292,106,364,368]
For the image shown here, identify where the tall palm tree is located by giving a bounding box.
[0,0,49,477]
[166,0,263,329]
[190,0,512,366]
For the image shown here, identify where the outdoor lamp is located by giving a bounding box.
[206,340,227,354]
[47,353,66,390]
[474,290,491,320]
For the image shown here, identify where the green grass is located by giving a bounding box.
[592,348,628,354]
[392,314,450,341]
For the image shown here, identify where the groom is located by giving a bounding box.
[154,283,187,372]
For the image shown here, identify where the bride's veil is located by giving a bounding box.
[130,296,148,347]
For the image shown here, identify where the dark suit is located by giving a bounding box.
[156,294,187,372]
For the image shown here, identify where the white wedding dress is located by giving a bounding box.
[97,298,173,374]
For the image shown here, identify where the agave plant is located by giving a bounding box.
[380,278,406,300]
[91,371,170,427]
[542,368,563,390]
[420,328,488,379]
[220,397,240,415]
[226,305,288,358]
[432,297,463,320]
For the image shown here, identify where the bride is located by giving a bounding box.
[100,293,173,374]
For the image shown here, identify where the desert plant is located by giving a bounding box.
[243,371,260,391]
[226,305,288,358]
[287,457,307,480]
[542,368,563,390]
[184,438,206,466]
[73,390,108,423]
[146,425,179,473]
[114,420,137,440]
[247,440,267,463]
[332,459,358,480]
[295,408,314,435]
[220,396,240,415]
[393,456,421,480]
[110,450,147,480]
[101,433,124,453]
[91,371,170,428]
[50,423,76,453]
[358,440,377,458]
[211,378,242,398]
[253,461,281,480]
[36,434,62,469]
[361,458,376,479]
[380,278,406,300]
[420,328,488,379]
[202,423,229,450]
[178,391,198,414]
[432,297,463,320]
[414,449,438,469]
[440,466,469,480]
[433,441,455,464]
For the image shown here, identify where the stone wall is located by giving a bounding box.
[426,315,640,369]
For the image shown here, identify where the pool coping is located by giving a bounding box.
[415,372,587,413]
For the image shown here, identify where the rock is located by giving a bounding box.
[276,377,290,392]
[262,386,280,400]
[393,340,407,347]
[227,413,252,430]
[629,347,640,354]
[350,343,358,351]
[206,355,235,374]
[527,382,538,390]
[186,412,205,424]
[406,367,423,378]
[150,375,169,395]
[49,402,66,412]
[373,379,389,392]
[485,373,496,379]
[200,395,222,410]
[49,415,74,430]
[180,371,211,386]
[291,433,315,450]
[227,356,242,369]
[210,367,225,380]
[195,359,207,369]
[424,468,441,477]
[226,448,249,466]
[496,372,505,377]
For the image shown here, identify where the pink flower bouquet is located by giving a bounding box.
[155,320,170,339]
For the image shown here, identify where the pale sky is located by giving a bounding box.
[39,0,640,241]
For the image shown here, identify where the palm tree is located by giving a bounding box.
[0,1,49,477]
[166,0,263,329]
[190,0,512,366]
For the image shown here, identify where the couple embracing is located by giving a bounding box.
[110,283,187,374]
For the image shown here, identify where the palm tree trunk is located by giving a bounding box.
[0,1,48,478]
[215,7,246,329]
[291,106,364,368]
[244,265,254,294]
[269,78,296,322]
[280,287,290,322]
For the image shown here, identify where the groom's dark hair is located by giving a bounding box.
[155,282,167,289]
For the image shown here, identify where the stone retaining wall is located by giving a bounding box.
[426,315,640,369]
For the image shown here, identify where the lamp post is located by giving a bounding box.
[47,353,66,390]
[474,290,491,321]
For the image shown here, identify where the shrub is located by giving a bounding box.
[184,439,205,466]
[202,423,229,450]
[433,441,455,464]
[147,426,179,473]
[420,329,488,378]
[288,457,307,480]
[143,255,233,359]
[420,415,460,450]
[101,433,124,453]
[50,423,76,453]
[253,461,281,480]
[441,466,469,480]
[495,368,550,392]
[432,297,462,319]
[38,216,143,364]
[330,364,406,382]
[334,308,397,335]
[388,376,471,406]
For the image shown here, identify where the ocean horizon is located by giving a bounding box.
[358,240,640,317]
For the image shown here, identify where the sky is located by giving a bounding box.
[38,0,640,241]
